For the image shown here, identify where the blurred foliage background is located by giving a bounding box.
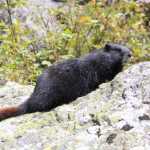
[0,0,149,84]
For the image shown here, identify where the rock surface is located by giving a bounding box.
[0,62,150,150]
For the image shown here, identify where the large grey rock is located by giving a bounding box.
[0,62,150,150]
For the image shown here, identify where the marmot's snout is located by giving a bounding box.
[127,52,132,58]
[121,47,132,63]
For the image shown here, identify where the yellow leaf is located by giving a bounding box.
[78,16,91,24]
[92,0,96,5]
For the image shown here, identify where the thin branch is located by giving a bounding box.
[5,0,17,43]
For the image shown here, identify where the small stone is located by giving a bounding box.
[106,133,117,144]
[138,114,150,121]
[121,124,133,131]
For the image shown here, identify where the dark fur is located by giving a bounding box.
[0,43,131,120]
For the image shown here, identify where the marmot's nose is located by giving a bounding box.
[128,53,131,58]
[127,51,132,58]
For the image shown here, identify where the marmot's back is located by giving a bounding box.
[0,43,131,121]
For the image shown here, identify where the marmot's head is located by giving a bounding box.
[104,43,132,63]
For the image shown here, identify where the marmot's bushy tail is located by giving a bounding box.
[0,106,21,121]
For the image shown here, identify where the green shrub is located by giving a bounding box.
[0,0,149,84]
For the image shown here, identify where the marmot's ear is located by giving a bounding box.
[104,43,111,52]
